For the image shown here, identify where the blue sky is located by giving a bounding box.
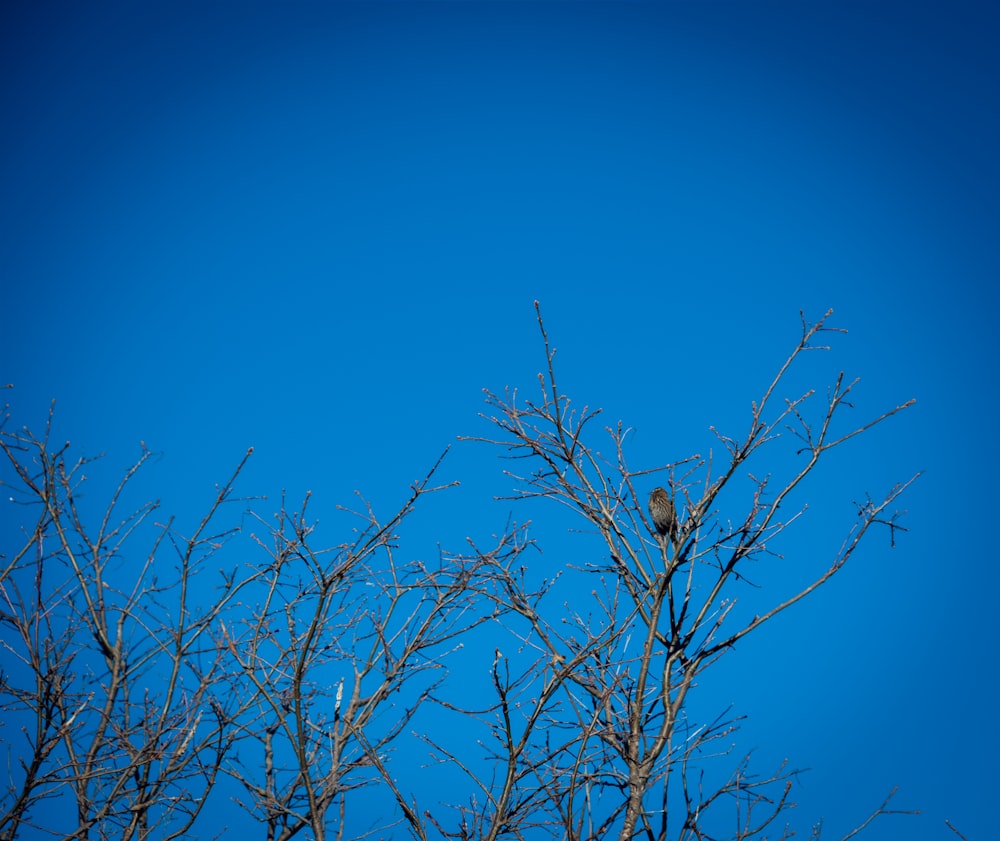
[2,2,997,838]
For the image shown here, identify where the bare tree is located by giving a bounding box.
[431,304,920,840]
[0,401,257,840]
[0,304,927,841]
[218,456,523,841]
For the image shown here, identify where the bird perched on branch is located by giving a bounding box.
[648,487,677,541]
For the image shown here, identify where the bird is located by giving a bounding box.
[648,487,677,541]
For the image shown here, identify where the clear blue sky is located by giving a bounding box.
[2,2,996,838]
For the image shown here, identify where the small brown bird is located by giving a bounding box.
[648,487,677,540]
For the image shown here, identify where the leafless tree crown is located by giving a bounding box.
[0,307,922,840]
